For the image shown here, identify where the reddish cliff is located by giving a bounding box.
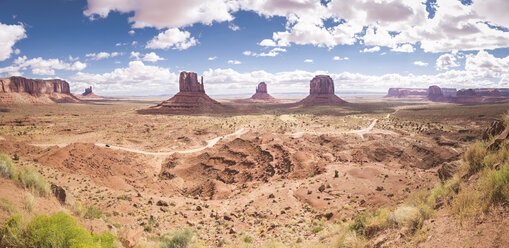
[427,85,446,102]
[0,76,79,104]
[142,71,226,114]
[299,75,347,106]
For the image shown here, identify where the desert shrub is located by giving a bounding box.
[0,198,17,214]
[18,167,50,197]
[464,141,488,173]
[312,226,324,234]
[479,163,509,210]
[85,205,104,220]
[427,175,460,207]
[160,228,193,248]
[259,241,286,248]
[0,154,16,179]
[0,212,119,248]
[451,186,480,220]
[392,205,426,230]
[23,192,35,213]
[334,228,366,248]
[242,234,253,243]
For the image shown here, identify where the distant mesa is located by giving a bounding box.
[77,86,102,99]
[388,87,457,98]
[298,75,347,106]
[0,76,80,105]
[427,85,446,102]
[457,89,477,97]
[427,86,509,104]
[141,71,225,114]
[246,82,279,103]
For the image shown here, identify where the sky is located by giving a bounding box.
[0,0,509,97]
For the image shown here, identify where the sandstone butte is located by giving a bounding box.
[249,82,279,103]
[0,76,80,105]
[298,75,347,106]
[77,86,102,99]
[142,71,225,114]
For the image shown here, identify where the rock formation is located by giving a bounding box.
[77,86,101,99]
[249,82,279,102]
[142,71,225,114]
[298,75,347,106]
[457,89,477,97]
[388,87,457,98]
[427,85,446,102]
[0,76,80,105]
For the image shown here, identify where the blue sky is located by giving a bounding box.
[0,0,509,96]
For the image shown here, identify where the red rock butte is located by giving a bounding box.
[0,76,79,105]
[143,71,224,114]
[77,86,101,99]
[298,75,347,106]
[250,82,278,102]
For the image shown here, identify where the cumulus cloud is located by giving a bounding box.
[413,61,429,67]
[227,60,241,65]
[361,46,381,53]
[146,28,197,50]
[465,50,509,78]
[436,53,460,71]
[0,56,87,76]
[304,59,313,63]
[333,56,349,61]
[208,56,217,61]
[85,52,121,60]
[84,0,509,53]
[243,47,287,57]
[142,52,164,62]
[0,22,26,61]
[70,60,178,96]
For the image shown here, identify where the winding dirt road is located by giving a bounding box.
[31,128,248,156]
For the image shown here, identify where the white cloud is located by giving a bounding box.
[413,61,429,67]
[115,42,127,47]
[70,61,178,96]
[128,30,135,35]
[146,28,197,50]
[243,47,287,57]
[304,59,313,63]
[84,0,233,29]
[0,22,26,61]
[227,60,241,65]
[436,53,460,71]
[228,23,240,31]
[84,0,509,53]
[333,56,349,61]
[208,56,217,61]
[142,52,164,62]
[465,50,509,78]
[0,56,87,76]
[361,46,381,53]
[85,52,121,60]
[391,44,415,53]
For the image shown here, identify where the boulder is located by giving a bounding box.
[483,120,506,140]
[50,184,75,206]
[141,71,226,114]
[299,75,347,106]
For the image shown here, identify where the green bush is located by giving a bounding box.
[18,167,50,197]
[0,212,119,248]
[0,154,16,179]
[85,206,103,220]
[479,163,509,210]
[160,228,193,248]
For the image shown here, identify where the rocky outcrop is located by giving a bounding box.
[457,89,477,97]
[77,86,101,99]
[141,71,225,114]
[427,85,449,102]
[299,75,347,106]
[249,82,279,102]
[387,87,457,98]
[0,76,80,104]
[483,120,506,140]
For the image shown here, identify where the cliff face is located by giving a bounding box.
[179,72,205,93]
[1,76,71,95]
[0,76,79,104]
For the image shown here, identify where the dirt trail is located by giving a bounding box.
[290,107,400,138]
[32,128,248,156]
